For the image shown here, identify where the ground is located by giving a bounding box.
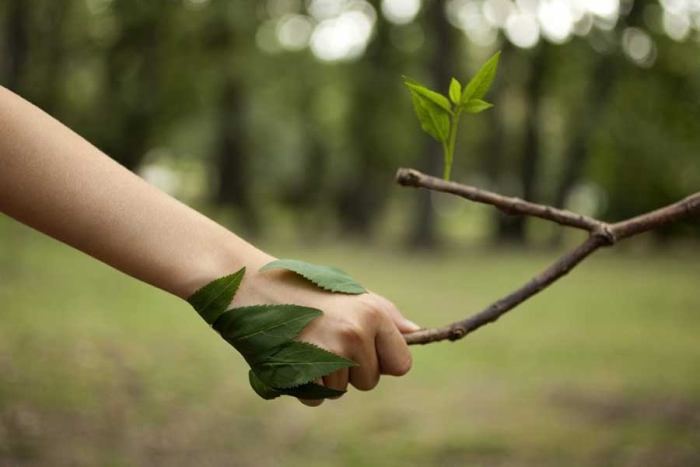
[1,217,699,466]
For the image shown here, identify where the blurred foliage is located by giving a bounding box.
[1,0,699,244]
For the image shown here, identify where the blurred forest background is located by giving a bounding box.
[2,0,699,246]
[1,0,700,466]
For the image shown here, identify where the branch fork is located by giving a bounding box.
[396,168,700,345]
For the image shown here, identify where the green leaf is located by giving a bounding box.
[404,89,451,143]
[403,77,452,143]
[186,268,245,325]
[249,370,282,400]
[191,268,360,401]
[461,51,501,105]
[449,78,462,104]
[260,259,367,295]
[249,371,346,400]
[279,382,346,399]
[213,304,322,362]
[251,341,357,389]
[464,99,494,114]
[403,77,453,113]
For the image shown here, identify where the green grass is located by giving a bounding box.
[1,217,699,466]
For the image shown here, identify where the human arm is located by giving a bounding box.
[0,86,418,405]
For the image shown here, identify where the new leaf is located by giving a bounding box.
[461,52,500,106]
[403,77,452,143]
[464,99,493,114]
[403,77,453,113]
[449,78,462,105]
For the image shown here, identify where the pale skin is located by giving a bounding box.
[0,86,418,406]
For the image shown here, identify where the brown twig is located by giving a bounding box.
[396,168,700,345]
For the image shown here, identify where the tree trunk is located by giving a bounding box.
[497,45,548,244]
[552,54,615,210]
[98,2,163,172]
[481,43,515,243]
[1,0,28,91]
[215,79,259,236]
[409,0,452,249]
[549,0,648,245]
[335,10,396,239]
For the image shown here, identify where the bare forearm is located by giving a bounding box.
[0,86,268,298]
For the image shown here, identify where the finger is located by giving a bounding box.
[298,379,325,407]
[375,310,413,376]
[376,295,421,334]
[349,335,380,391]
[322,368,349,399]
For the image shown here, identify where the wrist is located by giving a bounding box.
[175,233,274,302]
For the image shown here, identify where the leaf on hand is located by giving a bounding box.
[449,78,462,105]
[192,265,361,401]
[464,99,494,114]
[249,370,282,400]
[461,51,501,106]
[213,304,322,362]
[249,371,346,400]
[187,268,245,325]
[260,259,367,295]
[403,77,452,143]
[251,341,357,389]
[279,381,346,399]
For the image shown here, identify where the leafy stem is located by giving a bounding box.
[444,108,462,181]
[404,52,500,181]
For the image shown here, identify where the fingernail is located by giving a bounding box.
[402,318,421,332]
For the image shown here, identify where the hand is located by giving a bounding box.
[232,257,420,407]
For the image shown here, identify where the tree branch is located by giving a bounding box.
[396,168,700,345]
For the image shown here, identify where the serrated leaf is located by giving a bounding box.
[249,370,282,400]
[249,371,346,400]
[213,304,322,362]
[279,382,346,399]
[260,259,367,295]
[186,268,245,325]
[251,341,357,389]
[404,83,453,114]
[461,51,501,105]
[464,99,494,114]
[449,78,462,104]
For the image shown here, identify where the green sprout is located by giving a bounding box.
[404,52,500,181]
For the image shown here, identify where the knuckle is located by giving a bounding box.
[384,298,399,314]
[338,321,365,344]
[361,303,383,323]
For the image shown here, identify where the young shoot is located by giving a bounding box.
[403,52,501,181]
